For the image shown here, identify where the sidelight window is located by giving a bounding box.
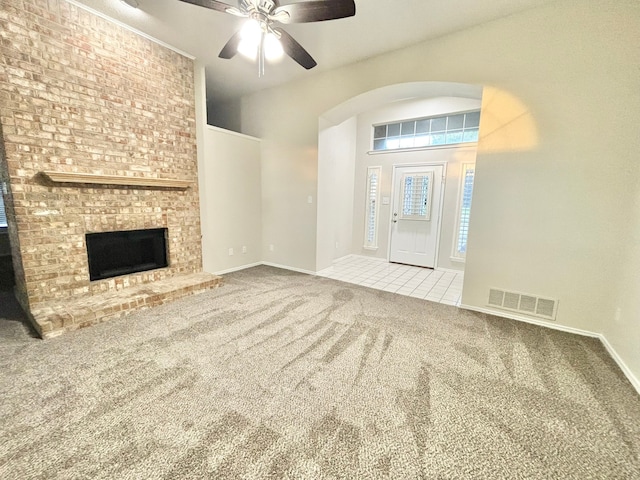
[453,163,475,260]
[364,166,381,249]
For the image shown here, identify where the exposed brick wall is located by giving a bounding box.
[0,0,205,321]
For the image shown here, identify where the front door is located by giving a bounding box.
[389,164,444,268]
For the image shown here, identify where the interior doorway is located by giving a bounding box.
[389,163,445,268]
[316,82,483,312]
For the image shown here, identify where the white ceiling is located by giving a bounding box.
[70,0,554,105]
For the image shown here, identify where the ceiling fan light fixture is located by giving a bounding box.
[237,19,261,59]
[237,39,257,60]
[264,33,283,61]
[240,18,262,45]
[237,34,283,63]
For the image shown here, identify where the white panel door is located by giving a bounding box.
[389,165,444,268]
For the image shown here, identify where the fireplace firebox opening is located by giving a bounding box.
[86,228,168,281]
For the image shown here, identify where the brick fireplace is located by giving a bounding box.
[0,0,220,337]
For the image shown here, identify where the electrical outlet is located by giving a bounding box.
[335,242,339,249]
[228,248,234,256]
[269,244,274,252]
[242,246,247,254]
[307,195,313,204]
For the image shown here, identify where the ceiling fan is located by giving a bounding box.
[178,0,356,76]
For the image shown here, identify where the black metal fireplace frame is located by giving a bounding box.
[85,228,168,281]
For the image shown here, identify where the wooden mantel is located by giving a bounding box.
[40,171,191,190]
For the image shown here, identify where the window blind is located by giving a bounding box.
[0,195,7,228]
[455,164,475,257]
[364,167,381,248]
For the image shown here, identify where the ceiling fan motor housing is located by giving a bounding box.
[259,0,276,13]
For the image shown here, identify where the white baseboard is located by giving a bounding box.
[461,304,640,396]
[332,254,355,263]
[213,261,315,276]
[350,254,387,263]
[460,304,600,337]
[212,262,262,275]
[597,334,640,395]
[259,262,316,276]
[436,266,465,274]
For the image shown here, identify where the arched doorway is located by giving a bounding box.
[316,82,483,306]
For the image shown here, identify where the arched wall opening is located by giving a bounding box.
[316,82,484,275]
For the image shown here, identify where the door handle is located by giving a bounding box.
[393,213,398,223]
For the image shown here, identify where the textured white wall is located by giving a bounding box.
[316,117,357,271]
[461,0,639,338]
[605,187,640,390]
[239,0,640,385]
[199,126,262,274]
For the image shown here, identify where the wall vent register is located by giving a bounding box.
[488,288,558,321]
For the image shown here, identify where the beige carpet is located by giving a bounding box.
[0,266,639,479]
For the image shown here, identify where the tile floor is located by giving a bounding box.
[316,255,464,306]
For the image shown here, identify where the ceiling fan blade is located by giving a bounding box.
[177,0,237,14]
[218,31,242,59]
[225,6,248,17]
[274,28,317,69]
[273,0,355,24]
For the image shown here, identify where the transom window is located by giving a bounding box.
[373,110,480,151]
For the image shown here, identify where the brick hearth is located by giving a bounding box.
[32,272,221,338]
[0,0,220,336]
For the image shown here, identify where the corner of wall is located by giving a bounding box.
[598,334,640,396]
[194,62,210,273]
